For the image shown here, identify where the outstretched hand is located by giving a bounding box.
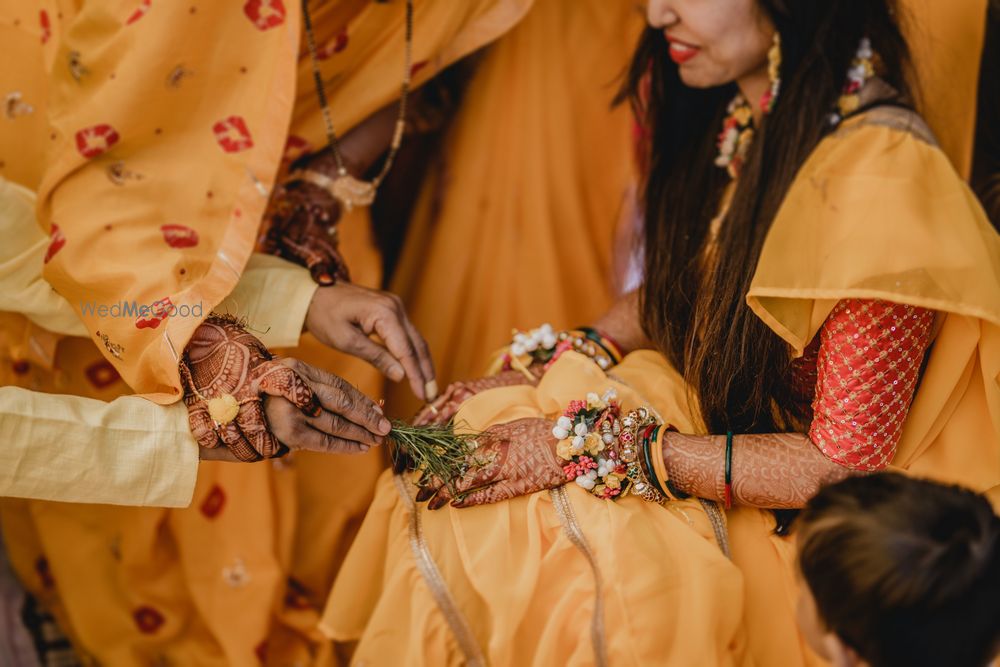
[306,282,438,402]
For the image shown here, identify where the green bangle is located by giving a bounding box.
[724,431,734,509]
[642,425,668,498]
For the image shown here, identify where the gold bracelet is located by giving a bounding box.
[619,408,668,504]
[287,169,376,211]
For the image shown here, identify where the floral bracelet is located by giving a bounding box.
[552,389,628,499]
[497,323,623,379]
[551,391,670,503]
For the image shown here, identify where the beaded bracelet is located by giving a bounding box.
[498,323,624,377]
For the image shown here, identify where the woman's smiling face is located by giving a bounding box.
[646,0,774,90]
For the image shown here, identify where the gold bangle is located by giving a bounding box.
[650,427,674,500]
[287,169,376,211]
[619,408,667,504]
[287,169,337,197]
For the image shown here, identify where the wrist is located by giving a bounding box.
[651,427,688,500]
[303,149,364,180]
[304,283,345,333]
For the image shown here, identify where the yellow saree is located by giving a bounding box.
[0,1,534,664]
[322,113,1000,665]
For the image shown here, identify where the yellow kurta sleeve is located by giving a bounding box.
[0,178,87,338]
[216,254,317,350]
[0,386,198,507]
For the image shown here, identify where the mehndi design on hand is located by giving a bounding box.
[417,418,565,509]
[181,316,321,461]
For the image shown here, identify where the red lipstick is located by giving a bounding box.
[665,36,700,64]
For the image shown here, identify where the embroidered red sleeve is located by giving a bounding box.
[808,299,935,471]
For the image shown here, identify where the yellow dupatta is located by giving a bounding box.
[747,112,1000,500]
[36,0,534,404]
[37,1,304,403]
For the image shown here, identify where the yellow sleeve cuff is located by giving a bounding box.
[0,386,199,507]
[215,253,318,349]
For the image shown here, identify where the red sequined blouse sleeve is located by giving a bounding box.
[807,299,935,471]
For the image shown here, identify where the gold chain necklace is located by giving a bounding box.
[298,0,413,211]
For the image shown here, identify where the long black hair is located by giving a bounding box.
[622,0,915,434]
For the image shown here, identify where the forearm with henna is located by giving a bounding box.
[413,368,542,426]
[182,316,320,461]
[662,432,853,509]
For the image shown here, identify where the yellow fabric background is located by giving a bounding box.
[386,0,641,417]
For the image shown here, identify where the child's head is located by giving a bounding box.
[796,472,1000,667]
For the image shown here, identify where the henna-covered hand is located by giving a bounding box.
[416,418,565,509]
[413,369,543,427]
[182,316,321,461]
[264,179,349,286]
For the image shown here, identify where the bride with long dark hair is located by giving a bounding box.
[322,0,1000,664]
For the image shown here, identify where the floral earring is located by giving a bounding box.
[761,31,781,113]
[830,37,874,124]
[716,31,781,178]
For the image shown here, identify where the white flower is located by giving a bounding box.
[539,323,554,336]
[511,342,526,357]
[572,435,585,452]
[523,337,539,352]
[586,469,599,480]
[597,459,612,477]
[576,476,596,490]
[556,416,573,430]
[586,392,600,404]
[541,333,557,349]
[602,388,618,402]
[602,432,614,445]
[552,426,569,440]
[574,422,589,437]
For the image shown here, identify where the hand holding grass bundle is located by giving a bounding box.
[389,419,484,495]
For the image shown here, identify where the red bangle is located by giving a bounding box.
[596,329,625,361]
